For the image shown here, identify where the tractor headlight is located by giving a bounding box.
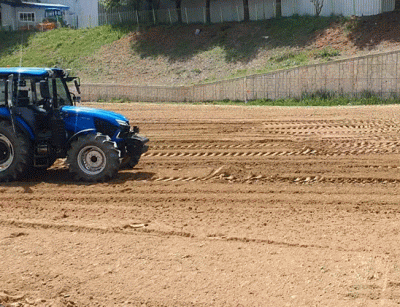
[116,119,129,127]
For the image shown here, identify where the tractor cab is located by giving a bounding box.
[0,68,79,165]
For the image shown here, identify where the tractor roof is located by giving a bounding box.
[0,67,65,78]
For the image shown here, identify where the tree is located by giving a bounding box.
[395,0,400,10]
[101,0,161,10]
[310,0,324,16]
[175,0,182,23]
[243,0,249,21]
[205,0,211,23]
[101,0,140,10]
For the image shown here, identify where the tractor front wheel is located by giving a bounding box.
[67,134,120,182]
[0,122,32,182]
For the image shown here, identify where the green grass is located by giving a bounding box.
[0,15,353,86]
[182,91,400,107]
[95,90,400,106]
[0,25,135,73]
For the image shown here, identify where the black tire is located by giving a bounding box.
[0,122,32,182]
[119,141,144,170]
[67,133,120,182]
[120,154,140,170]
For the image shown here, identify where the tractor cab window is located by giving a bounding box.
[0,80,5,106]
[49,77,72,107]
[15,78,33,107]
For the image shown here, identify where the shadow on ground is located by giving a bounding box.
[4,168,156,188]
[0,30,36,59]
[127,16,337,63]
[345,11,400,50]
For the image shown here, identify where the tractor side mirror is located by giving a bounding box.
[74,79,81,95]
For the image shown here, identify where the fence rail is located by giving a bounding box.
[80,49,400,103]
[93,0,395,28]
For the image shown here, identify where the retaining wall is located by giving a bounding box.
[81,49,400,102]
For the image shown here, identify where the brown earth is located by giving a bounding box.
[2,102,400,306]
[80,12,400,86]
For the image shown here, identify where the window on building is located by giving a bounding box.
[19,12,35,22]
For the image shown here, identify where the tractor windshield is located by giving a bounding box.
[10,77,72,108]
[51,77,73,107]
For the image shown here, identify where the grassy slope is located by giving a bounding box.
[0,25,132,73]
[1,12,400,87]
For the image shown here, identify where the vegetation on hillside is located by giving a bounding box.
[0,25,133,72]
[0,11,400,86]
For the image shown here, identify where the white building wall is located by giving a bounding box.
[0,5,48,30]
[40,0,99,28]
[1,5,16,30]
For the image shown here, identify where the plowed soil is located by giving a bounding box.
[2,103,400,306]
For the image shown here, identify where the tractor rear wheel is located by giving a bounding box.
[67,133,120,182]
[0,122,32,182]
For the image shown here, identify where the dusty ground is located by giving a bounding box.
[2,102,400,306]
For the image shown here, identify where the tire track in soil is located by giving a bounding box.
[0,218,385,255]
[3,103,400,306]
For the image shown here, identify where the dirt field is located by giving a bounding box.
[2,102,400,306]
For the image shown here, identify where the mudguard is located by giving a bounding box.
[0,108,35,140]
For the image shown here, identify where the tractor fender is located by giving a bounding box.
[0,115,35,140]
[66,129,96,148]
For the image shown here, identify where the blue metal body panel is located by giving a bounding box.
[61,106,128,141]
[61,106,128,127]
[0,67,64,78]
[0,107,35,139]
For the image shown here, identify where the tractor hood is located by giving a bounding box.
[61,106,129,126]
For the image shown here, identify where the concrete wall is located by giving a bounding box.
[80,50,400,103]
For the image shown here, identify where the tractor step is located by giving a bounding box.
[33,156,50,168]
[33,144,50,167]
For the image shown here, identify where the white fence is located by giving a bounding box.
[282,0,394,17]
[91,0,395,28]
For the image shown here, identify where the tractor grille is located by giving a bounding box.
[94,118,119,137]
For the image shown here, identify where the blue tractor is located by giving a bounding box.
[0,67,149,182]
